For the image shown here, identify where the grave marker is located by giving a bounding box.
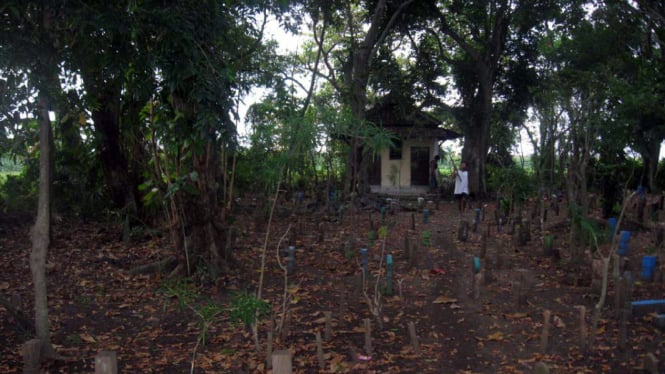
[95,351,118,374]
[364,318,373,355]
[541,310,551,352]
[315,332,325,370]
[458,220,469,242]
[271,350,292,374]
[576,305,587,351]
[324,311,333,341]
[644,353,659,374]
[386,254,393,296]
[408,321,420,354]
[22,339,42,374]
[266,331,273,369]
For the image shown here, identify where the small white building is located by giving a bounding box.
[366,102,460,195]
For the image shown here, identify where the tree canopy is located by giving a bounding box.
[1,0,665,263]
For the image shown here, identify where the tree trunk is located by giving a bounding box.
[91,96,135,210]
[640,140,661,193]
[461,70,493,196]
[31,94,54,355]
[177,143,227,275]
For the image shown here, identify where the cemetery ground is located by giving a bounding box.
[0,195,664,373]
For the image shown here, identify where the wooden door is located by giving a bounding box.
[410,146,429,186]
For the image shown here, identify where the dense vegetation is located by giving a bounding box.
[1,0,664,266]
[1,0,665,364]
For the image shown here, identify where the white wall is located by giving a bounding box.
[379,138,432,189]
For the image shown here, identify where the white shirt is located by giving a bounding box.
[454,170,469,195]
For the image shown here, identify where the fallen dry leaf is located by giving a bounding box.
[79,333,96,343]
[433,296,457,304]
[487,331,504,341]
[553,315,566,328]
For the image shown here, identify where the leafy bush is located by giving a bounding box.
[487,164,535,202]
[228,291,270,328]
[0,171,37,213]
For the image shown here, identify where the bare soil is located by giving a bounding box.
[0,196,664,373]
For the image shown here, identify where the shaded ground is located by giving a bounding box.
[0,196,664,373]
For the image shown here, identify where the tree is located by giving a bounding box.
[427,0,568,195]
[137,0,292,275]
[0,0,69,357]
[306,0,417,196]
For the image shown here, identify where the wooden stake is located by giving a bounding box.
[404,234,412,269]
[576,305,587,351]
[618,308,629,351]
[338,290,346,320]
[317,222,325,243]
[281,309,291,342]
[479,235,487,259]
[271,350,293,374]
[458,220,469,242]
[315,332,325,370]
[266,331,273,369]
[515,269,529,308]
[95,351,118,374]
[541,310,551,353]
[363,318,373,355]
[644,353,660,374]
[324,311,332,341]
[473,271,483,299]
[534,362,550,374]
[408,321,420,354]
[22,339,42,374]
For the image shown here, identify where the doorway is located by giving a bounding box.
[410,146,430,186]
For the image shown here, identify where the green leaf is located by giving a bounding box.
[181,183,200,196]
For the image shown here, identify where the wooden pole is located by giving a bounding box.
[315,332,325,370]
[534,362,550,374]
[644,353,660,374]
[408,321,420,354]
[271,350,293,374]
[324,311,332,341]
[541,310,551,353]
[266,330,273,370]
[576,305,587,351]
[364,318,373,355]
[94,351,118,374]
[22,339,42,374]
[473,271,483,299]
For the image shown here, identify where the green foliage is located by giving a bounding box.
[367,230,376,247]
[0,166,37,213]
[228,291,270,328]
[487,164,535,202]
[344,247,355,259]
[0,157,22,173]
[499,198,511,217]
[422,230,430,247]
[195,299,225,345]
[612,202,621,216]
[158,276,226,347]
[569,204,604,249]
[378,225,388,240]
[159,277,196,310]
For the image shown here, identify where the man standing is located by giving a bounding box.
[430,155,440,193]
[453,161,469,213]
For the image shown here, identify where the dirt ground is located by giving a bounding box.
[0,195,664,373]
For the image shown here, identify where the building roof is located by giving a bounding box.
[366,100,461,141]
